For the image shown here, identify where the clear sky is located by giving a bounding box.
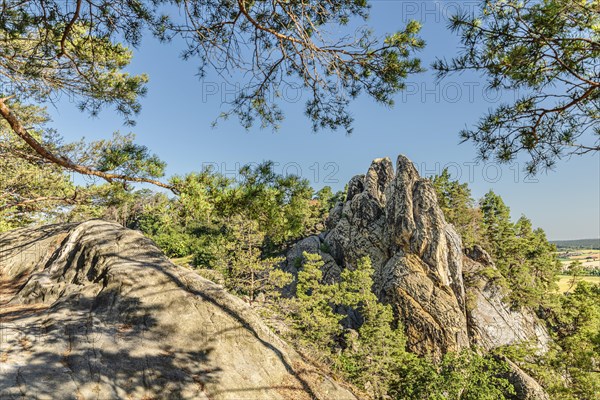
[46,0,599,240]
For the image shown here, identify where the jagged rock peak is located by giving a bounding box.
[288,155,550,369]
[320,155,471,359]
[364,157,394,205]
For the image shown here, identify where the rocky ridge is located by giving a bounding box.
[0,221,356,400]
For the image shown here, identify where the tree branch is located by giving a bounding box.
[0,98,178,193]
[0,193,79,212]
[58,0,83,58]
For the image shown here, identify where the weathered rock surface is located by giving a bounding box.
[285,155,550,367]
[0,221,357,400]
[463,246,551,352]
[293,156,471,359]
[502,357,551,400]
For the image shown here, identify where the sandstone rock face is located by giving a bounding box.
[0,221,356,400]
[502,357,551,400]
[463,246,551,353]
[285,155,550,366]
[322,156,470,359]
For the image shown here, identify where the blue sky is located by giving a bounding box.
[47,1,599,240]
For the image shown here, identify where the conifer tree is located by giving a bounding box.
[431,169,484,247]
[480,190,515,264]
[435,0,599,173]
[217,216,291,303]
[336,257,408,398]
[289,252,342,352]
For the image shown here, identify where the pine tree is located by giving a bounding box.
[289,252,342,352]
[434,0,599,173]
[217,216,291,303]
[431,169,484,247]
[0,0,425,194]
[480,190,516,264]
[480,192,560,308]
[336,257,408,398]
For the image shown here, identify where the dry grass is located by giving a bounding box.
[556,275,600,293]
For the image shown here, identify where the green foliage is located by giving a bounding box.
[431,172,560,309]
[393,351,515,400]
[95,133,166,179]
[286,253,515,399]
[336,258,408,397]
[0,11,148,122]
[480,190,514,261]
[167,162,323,253]
[552,239,600,250]
[431,168,484,247]
[265,169,590,400]
[479,191,561,308]
[0,0,427,212]
[62,161,334,263]
[0,103,170,231]
[1,105,76,229]
[288,252,343,351]
[288,252,343,355]
[213,216,291,303]
[1,0,424,137]
[285,253,409,391]
[312,186,345,232]
[435,0,599,173]
[234,162,316,248]
[503,282,600,400]
[544,282,600,399]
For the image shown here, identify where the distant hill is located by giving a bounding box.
[551,238,600,249]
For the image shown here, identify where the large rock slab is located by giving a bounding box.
[501,357,550,400]
[0,221,357,400]
[463,246,550,353]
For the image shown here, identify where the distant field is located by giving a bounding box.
[556,275,600,293]
[556,249,600,270]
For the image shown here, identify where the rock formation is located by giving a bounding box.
[501,357,550,400]
[284,155,550,376]
[0,155,554,399]
[463,246,550,353]
[0,221,356,400]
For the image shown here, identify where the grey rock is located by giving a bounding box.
[284,235,322,276]
[380,252,469,358]
[364,157,394,206]
[325,202,343,231]
[463,248,550,353]
[322,155,469,359]
[384,155,419,250]
[346,175,365,202]
[286,155,550,364]
[282,236,341,290]
[502,357,551,400]
[0,221,357,400]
